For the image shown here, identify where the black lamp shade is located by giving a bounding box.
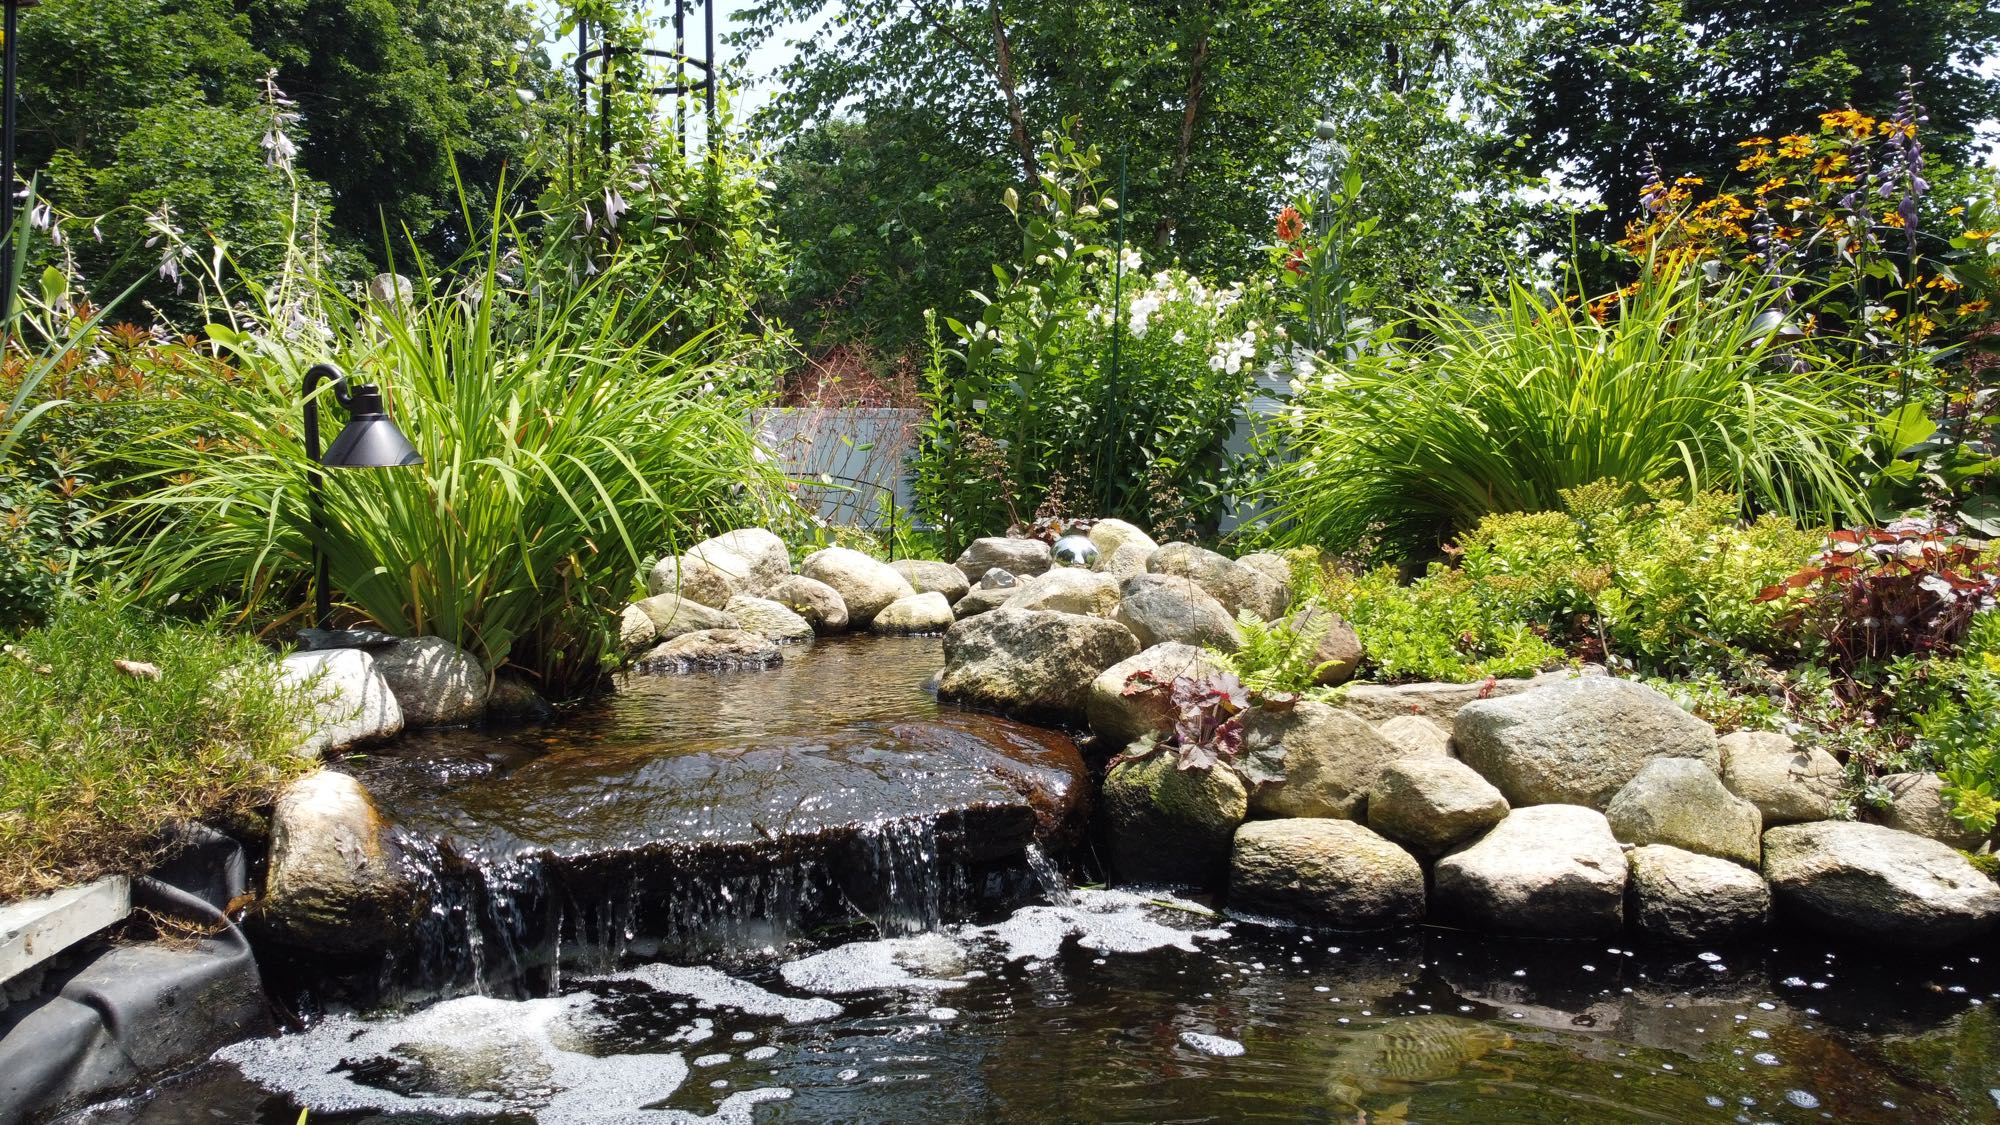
[321,384,423,468]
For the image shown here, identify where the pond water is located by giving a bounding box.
[61,637,2000,1124]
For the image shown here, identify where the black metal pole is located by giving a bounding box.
[674,0,687,153]
[303,364,341,630]
[703,0,715,127]
[2,1,21,332]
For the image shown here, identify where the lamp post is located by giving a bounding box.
[303,362,422,630]
[1,0,38,331]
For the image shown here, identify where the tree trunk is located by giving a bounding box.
[1153,29,1212,253]
[988,0,1038,184]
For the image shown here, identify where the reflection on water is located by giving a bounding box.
[72,902,2000,1125]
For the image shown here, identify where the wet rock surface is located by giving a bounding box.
[1762,821,2000,948]
[937,609,1139,722]
[1229,818,1424,929]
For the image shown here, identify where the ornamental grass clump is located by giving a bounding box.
[117,226,785,697]
[1256,270,1873,557]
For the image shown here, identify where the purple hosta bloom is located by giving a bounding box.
[259,71,302,172]
[28,200,62,248]
[603,185,630,229]
[1890,75,1927,256]
[578,203,595,235]
[1638,148,1668,215]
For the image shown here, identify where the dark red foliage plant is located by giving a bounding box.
[1755,519,1999,667]
[1109,669,1289,789]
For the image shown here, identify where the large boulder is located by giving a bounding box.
[1873,772,1987,851]
[1604,759,1762,868]
[1229,819,1424,929]
[1377,714,1451,759]
[1367,757,1509,857]
[1234,552,1295,604]
[800,547,916,625]
[1244,701,1416,820]
[1432,805,1627,938]
[1004,568,1122,617]
[954,537,1052,584]
[1087,518,1157,559]
[938,609,1139,722]
[1717,731,1840,827]
[632,591,739,640]
[1763,821,2000,948]
[644,552,738,607]
[723,595,816,644]
[870,591,956,634]
[1289,606,1363,686]
[370,636,487,727]
[687,527,791,595]
[258,771,418,954]
[952,585,1013,619]
[277,648,403,757]
[1336,669,1588,723]
[618,603,657,653]
[1147,542,1288,621]
[1627,844,1771,945]
[768,574,849,635]
[1085,642,1231,748]
[1095,540,1153,580]
[891,559,971,605]
[639,629,782,670]
[1101,753,1246,889]
[1114,573,1243,651]
[1454,677,1718,810]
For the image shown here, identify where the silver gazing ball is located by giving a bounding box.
[979,567,1018,590]
[1051,534,1100,568]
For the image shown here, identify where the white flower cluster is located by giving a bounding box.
[1210,328,1258,375]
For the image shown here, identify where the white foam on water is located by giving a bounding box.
[971,888,1229,962]
[1178,1031,1245,1057]
[596,963,844,1023]
[694,1053,732,1068]
[780,932,970,994]
[745,1045,779,1061]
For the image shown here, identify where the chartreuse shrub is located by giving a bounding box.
[1255,270,1873,558]
[117,221,786,698]
[0,600,311,901]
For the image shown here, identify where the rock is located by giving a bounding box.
[1605,759,1763,868]
[723,595,816,644]
[978,567,1019,590]
[938,609,1140,722]
[952,585,1013,619]
[1243,701,1412,820]
[891,559,971,604]
[1432,805,1627,938]
[1114,573,1243,651]
[954,537,1052,584]
[644,553,737,607]
[1087,518,1157,559]
[1377,714,1451,759]
[1003,568,1122,617]
[1762,821,2000,948]
[1100,752,1246,888]
[768,575,849,635]
[618,603,657,653]
[276,648,403,756]
[1291,605,1362,686]
[800,547,916,625]
[258,772,417,954]
[1234,551,1294,604]
[1454,677,1718,810]
[1094,540,1152,580]
[1148,542,1288,621]
[1336,669,1589,723]
[484,671,555,723]
[633,591,740,640]
[1229,819,1424,929]
[1627,845,1771,944]
[370,636,488,727]
[1367,757,1509,857]
[1717,731,1840,827]
[1085,642,1231,748]
[870,591,956,634]
[1873,772,1987,851]
[639,629,782,670]
[687,527,791,595]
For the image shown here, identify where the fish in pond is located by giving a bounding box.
[1321,1015,1514,1121]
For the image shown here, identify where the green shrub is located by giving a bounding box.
[1254,270,1874,558]
[0,601,312,901]
[116,221,786,697]
[1323,564,1569,684]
